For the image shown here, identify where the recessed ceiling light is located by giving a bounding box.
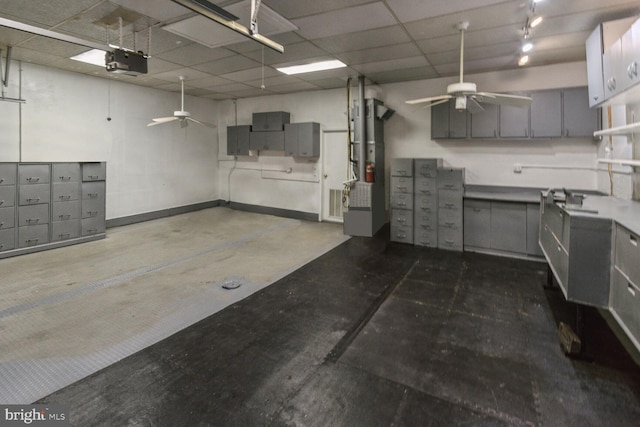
[276,60,346,75]
[70,49,107,67]
[522,42,534,53]
[530,16,543,28]
[518,55,530,66]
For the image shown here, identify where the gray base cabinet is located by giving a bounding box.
[0,162,106,259]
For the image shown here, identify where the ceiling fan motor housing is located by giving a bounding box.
[174,110,190,118]
[447,82,476,95]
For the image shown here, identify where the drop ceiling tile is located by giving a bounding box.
[147,57,184,74]
[152,67,212,82]
[210,82,255,93]
[149,29,196,55]
[310,77,350,89]
[229,87,278,98]
[434,55,517,76]
[531,31,592,51]
[351,56,429,75]
[47,58,104,74]
[184,87,219,97]
[0,0,99,28]
[336,43,423,66]
[417,26,522,55]
[186,76,236,88]
[9,46,63,65]
[156,44,235,66]
[267,81,321,94]
[20,36,88,58]
[366,65,439,84]
[245,75,304,88]
[313,25,411,54]
[527,46,587,67]
[265,0,374,19]
[386,0,506,23]
[225,31,305,54]
[241,41,329,65]
[219,66,281,83]
[292,2,397,39]
[203,93,235,100]
[0,26,37,46]
[192,55,261,75]
[293,66,356,82]
[110,0,190,22]
[426,41,520,67]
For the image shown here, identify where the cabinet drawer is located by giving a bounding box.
[82,199,105,218]
[414,221,437,233]
[414,211,437,228]
[438,227,463,251]
[19,184,50,205]
[390,193,413,210]
[81,216,106,236]
[614,224,640,284]
[438,190,463,208]
[391,209,413,227]
[414,229,438,248]
[0,163,17,185]
[611,267,640,341]
[414,159,441,178]
[18,224,49,247]
[437,168,464,189]
[414,177,436,195]
[0,206,15,229]
[52,163,80,182]
[82,162,106,181]
[390,159,413,177]
[414,196,437,215]
[52,182,80,202]
[52,200,81,221]
[19,164,50,185]
[0,185,16,207]
[0,228,15,252]
[390,225,413,244]
[82,181,106,200]
[439,208,462,227]
[391,176,413,194]
[18,204,49,226]
[52,220,81,242]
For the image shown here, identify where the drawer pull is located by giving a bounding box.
[26,198,40,203]
[445,222,455,227]
[445,203,454,208]
[445,240,455,245]
[88,175,99,180]
[86,228,98,233]
[628,283,636,297]
[59,233,71,238]
[0,178,3,183]
[630,235,638,247]
[87,193,99,198]
[58,214,71,220]
[0,200,3,205]
[397,218,406,223]
[629,61,638,79]
[444,184,455,189]
[25,238,39,245]
[58,195,71,201]
[26,177,40,183]
[26,218,40,224]
[87,211,99,217]
[0,222,3,227]
[473,208,481,213]
[59,176,71,181]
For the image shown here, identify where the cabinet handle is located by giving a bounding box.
[26,177,40,183]
[88,175,99,180]
[628,61,638,79]
[397,218,406,223]
[86,228,98,233]
[26,218,40,224]
[0,200,3,206]
[629,283,636,297]
[446,240,455,245]
[87,193,98,198]
[59,176,71,181]
[445,203,454,208]
[59,233,71,238]
[59,195,71,200]
[0,222,3,227]
[58,214,71,220]
[0,178,3,183]
[26,198,40,203]
[87,211,98,217]
[25,239,39,245]
[473,208,481,213]
[630,235,638,247]
[446,222,455,227]
[607,77,617,92]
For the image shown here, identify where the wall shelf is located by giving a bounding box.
[594,122,640,138]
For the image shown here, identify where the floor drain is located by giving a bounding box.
[221,279,242,290]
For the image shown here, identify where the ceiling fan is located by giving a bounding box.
[406,21,531,113]
[147,76,216,128]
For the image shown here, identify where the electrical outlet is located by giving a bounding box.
[513,163,522,173]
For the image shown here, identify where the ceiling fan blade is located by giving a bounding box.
[147,117,179,126]
[406,94,452,105]
[467,97,485,114]
[185,117,217,128]
[475,92,532,107]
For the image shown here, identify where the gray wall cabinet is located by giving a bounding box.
[470,103,498,138]
[530,90,562,138]
[251,111,290,131]
[499,98,530,138]
[563,87,600,137]
[284,122,320,157]
[0,162,106,259]
[227,125,251,156]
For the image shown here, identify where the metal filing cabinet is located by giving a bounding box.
[437,168,465,251]
[0,163,17,252]
[51,163,81,242]
[611,224,640,346]
[413,158,442,247]
[18,164,51,248]
[390,158,414,244]
[81,163,106,236]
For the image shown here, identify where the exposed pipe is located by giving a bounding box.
[358,75,366,181]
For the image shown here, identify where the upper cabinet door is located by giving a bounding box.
[586,25,605,107]
[621,19,640,92]
[471,103,498,138]
[430,102,449,139]
[499,95,530,138]
[603,38,623,99]
[530,90,562,138]
[563,87,599,138]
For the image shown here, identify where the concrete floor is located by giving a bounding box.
[0,207,348,404]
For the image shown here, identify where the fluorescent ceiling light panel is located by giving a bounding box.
[70,49,107,66]
[163,1,295,49]
[277,60,347,75]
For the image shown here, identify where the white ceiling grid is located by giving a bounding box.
[0,0,638,100]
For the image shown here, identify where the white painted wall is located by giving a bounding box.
[218,61,600,217]
[0,62,219,220]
